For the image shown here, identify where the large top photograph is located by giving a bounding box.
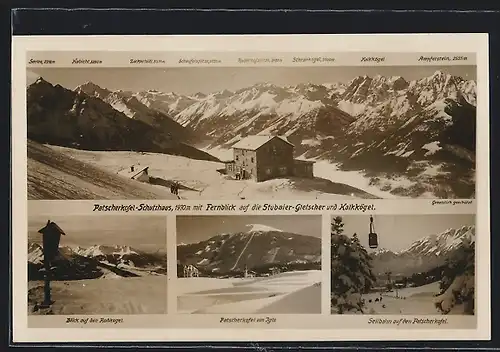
[26,64,476,200]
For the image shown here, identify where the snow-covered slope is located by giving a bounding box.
[177,270,321,314]
[27,140,177,200]
[371,225,475,276]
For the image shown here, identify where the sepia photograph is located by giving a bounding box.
[330,214,475,315]
[176,215,322,314]
[27,64,476,200]
[27,214,168,315]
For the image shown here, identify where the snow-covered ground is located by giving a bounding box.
[48,145,378,200]
[332,282,442,315]
[28,276,167,315]
[312,160,400,199]
[177,270,321,314]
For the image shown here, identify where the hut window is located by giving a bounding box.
[251,157,254,163]
[266,168,272,175]
[236,156,239,161]
[279,167,287,174]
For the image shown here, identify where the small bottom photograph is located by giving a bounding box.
[176,215,322,314]
[28,213,168,315]
[330,214,475,316]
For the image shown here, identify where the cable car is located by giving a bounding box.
[368,215,378,249]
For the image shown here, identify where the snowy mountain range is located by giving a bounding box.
[26,78,217,162]
[177,224,321,273]
[132,70,477,197]
[138,82,355,146]
[75,82,194,141]
[28,242,167,280]
[132,70,475,147]
[27,70,477,198]
[370,225,475,276]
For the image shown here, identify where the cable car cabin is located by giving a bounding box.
[368,215,378,248]
[368,232,378,249]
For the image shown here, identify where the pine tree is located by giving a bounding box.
[435,235,475,315]
[331,217,376,314]
[351,233,377,293]
[331,216,344,236]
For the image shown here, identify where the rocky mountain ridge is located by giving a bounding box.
[27,78,218,162]
[177,225,321,273]
[370,225,475,276]
[28,242,167,280]
[133,70,477,197]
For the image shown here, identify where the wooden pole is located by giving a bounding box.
[41,258,52,308]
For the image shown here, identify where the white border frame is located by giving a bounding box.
[12,34,490,342]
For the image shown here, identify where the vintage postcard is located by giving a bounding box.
[11,34,490,342]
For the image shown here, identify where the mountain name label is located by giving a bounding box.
[361,56,385,63]
[66,317,124,325]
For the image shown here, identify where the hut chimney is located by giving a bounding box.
[130,165,134,172]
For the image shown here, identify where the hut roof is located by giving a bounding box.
[232,135,293,151]
[38,220,66,236]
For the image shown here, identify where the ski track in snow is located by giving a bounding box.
[230,232,256,271]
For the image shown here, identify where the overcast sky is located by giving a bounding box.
[28,215,167,252]
[336,214,475,252]
[28,65,476,95]
[176,215,321,244]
